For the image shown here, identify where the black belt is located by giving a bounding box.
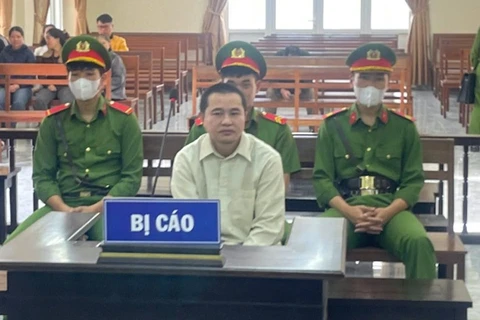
[338,175,398,197]
[63,190,110,198]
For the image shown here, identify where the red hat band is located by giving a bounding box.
[350,58,393,72]
[67,49,106,68]
[221,57,260,74]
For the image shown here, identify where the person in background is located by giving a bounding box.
[34,28,74,110]
[0,34,9,54]
[96,14,128,51]
[172,82,285,246]
[468,26,480,135]
[34,24,55,57]
[96,34,127,101]
[265,45,314,115]
[0,26,35,126]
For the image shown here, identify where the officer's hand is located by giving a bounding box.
[9,84,19,93]
[280,88,292,100]
[48,85,57,91]
[345,205,375,224]
[355,209,386,234]
[71,206,93,213]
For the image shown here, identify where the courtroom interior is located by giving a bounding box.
[0,0,479,319]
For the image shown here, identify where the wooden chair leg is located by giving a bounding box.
[457,261,466,280]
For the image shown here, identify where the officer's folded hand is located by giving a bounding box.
[71,206,96,213]
[354,208,387,234]
[346,205,375,225]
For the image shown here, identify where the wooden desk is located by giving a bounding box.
[0,211,347,319]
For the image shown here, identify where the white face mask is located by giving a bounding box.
[68,77,101,101]
[354,86,385,108]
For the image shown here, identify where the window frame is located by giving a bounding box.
[227,0,410,35]
[46,0,64,30]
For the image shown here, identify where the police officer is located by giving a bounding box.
[312,43,437,279]
[186,41,301,188]
[5,35,143,243]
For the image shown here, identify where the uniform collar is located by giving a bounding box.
[348,104,389,125]
[199,132,252,162]
[245,108,259,129]
[70,95,108,120]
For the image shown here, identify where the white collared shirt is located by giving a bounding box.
[171,132,285,246]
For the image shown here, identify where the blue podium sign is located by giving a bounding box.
[103,198,221,245]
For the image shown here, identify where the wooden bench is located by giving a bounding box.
[0,64,111,126]
[329,278,472,320]
[117,32,213,67]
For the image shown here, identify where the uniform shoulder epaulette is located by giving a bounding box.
[261,112,287,125]
[45,103,71,116]
[194,117,203,126]
[109,101,133,115]
[322,107,348,120]
[390,109,415,122]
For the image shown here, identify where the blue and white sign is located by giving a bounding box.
[103,198,221,245]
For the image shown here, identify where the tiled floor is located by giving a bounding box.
[1,89,480,318]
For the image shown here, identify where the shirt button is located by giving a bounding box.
[386,154,391,159]
[86,147,91,152]
[345,154,350,159]
[63,152,67,157]
[368,129,372,133]
[86,124,90,128]
[366,147,372,152]
[85,168,90,173]
[107,150,112,155]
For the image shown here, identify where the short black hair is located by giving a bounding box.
[199,82,247,114]
[67,62,106,75]
[220,66,260,81]
[9,26,24,37]
[96,14,113,23]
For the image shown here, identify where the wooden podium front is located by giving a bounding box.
[0,212,347,320]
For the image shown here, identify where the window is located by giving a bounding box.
[227,0,411,33]
[275,0,314,30]
[323,0,361,30]
[46,0,64,30]
[371,0,410,30]
[228,0,266,30]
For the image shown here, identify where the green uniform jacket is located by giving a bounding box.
[33,95,144,204]
[470,26,480,67]
[312,105,424,208]
[185,109,301,174]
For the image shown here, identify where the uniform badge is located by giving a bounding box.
[366,49,381,61]
[231,48,245,59]
[76,41,91,53]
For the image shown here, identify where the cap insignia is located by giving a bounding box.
[76,41,90,53]
[366,49,381,61]
[231,48,245,59]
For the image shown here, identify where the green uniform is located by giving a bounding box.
[468,26,480,133]
[5,95,143,243]
[185,109,301,174]
[312,105,437,279]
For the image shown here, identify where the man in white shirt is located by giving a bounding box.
[171,82,285,246]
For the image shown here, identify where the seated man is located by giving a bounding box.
[5,35,143,243]
[171,82,285,246]
[265,45,314,118]
[312,43,437,279]
[96,13,129,51]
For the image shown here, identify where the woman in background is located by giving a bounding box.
[0,26,35,114]
[34,28,74,110]
[97,34,127,101]
[34,24,55,57]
